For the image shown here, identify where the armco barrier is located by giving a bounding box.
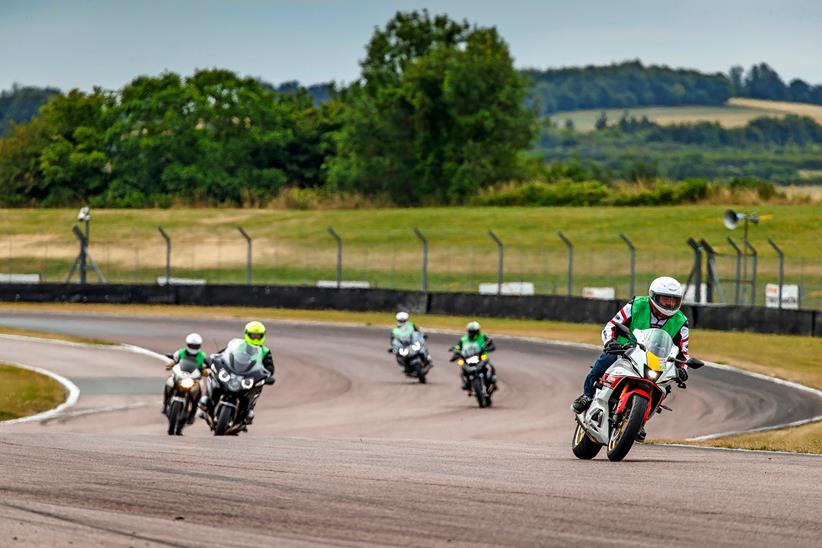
[0,283,817,337]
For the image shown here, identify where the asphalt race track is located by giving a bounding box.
[1,311,821,547]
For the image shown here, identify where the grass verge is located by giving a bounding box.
[654,420,822,455]
[0,363,66,421]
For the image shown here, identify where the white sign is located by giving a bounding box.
[478,282,535,295]
[0,273,41,283]
[765,284,799,309]
[317,280,371,289]
[156,277,207,286]
[684,284,708,305]
[582,287,615,300]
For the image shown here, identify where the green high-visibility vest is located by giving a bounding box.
[177,348,206,370]
[616,296,686,345]
[392,323,416,339]
[458,333,487,353]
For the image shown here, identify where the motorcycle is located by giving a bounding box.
[389,330,431,383]
[452,343,496,408]
[571,322,704,461]
[164,359,204,436]
[202,339,273,436]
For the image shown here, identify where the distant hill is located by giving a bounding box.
[0,85,61,135]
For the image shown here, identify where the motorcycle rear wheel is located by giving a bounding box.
[167,401,183,436]
[606,394,647,461]
[571,421,602,459]
[214,405,233,436]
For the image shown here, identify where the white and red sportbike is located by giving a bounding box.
[571,322,704,461]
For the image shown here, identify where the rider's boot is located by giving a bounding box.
[635,426,647,442]
[572,394,593,413]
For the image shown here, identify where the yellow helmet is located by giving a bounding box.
[244,321,266,347]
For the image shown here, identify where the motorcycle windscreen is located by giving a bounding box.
[636,328,675,372]
[178,356,199,373]
[460,341,483,357]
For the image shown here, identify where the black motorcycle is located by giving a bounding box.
[451,344,495,408]
[389,331,431,384]
[203,340,273,436]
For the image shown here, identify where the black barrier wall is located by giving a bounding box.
[0,283,817,337]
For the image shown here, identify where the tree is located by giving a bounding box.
[595,111,608,130]
[328,10,535,204]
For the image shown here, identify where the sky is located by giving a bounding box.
[2,0,821,92]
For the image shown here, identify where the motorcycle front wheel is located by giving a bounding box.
[413,360,427,384]
[214,404,233,436]
[167,400,183,436]
[571,420,602,459]
[606,394,647,461]
[473,377,487,408]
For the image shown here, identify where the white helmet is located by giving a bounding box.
[395,311,409,325]
[185,333,203,354]
[648,277,684,317]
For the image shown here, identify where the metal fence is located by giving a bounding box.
[2,228,820,311]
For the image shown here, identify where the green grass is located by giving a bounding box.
[550,98,822,132]
[1,206,820,307]
[0,325,113,346]
[656,420,822,455]
[0,363,66,420]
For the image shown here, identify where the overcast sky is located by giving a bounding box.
[2,0,821,92]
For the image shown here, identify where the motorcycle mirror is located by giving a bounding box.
[165,353,174,359]
[264,376,275,385]
[686,357,705,369]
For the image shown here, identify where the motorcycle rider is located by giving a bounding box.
[571,276,690,441]
[389,311,433,368]
[450,321,497,391]
[163,332,209,415]
[200,321,275,424]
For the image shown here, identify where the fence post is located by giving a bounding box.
[726,237,742,306]
[66,225,88,284]
[237,227,252,286]
[619,233,636,298]
[685,238,702,304]
[488,230,504,295]
[558,231,573,296]
[158,227,171,284]
[768,239,784,310]
[744,240,757,306]
[327,227,342,289]
[413,227,428,292]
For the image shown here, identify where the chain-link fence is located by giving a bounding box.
[2,230,820,311]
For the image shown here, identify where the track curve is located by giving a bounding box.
[1,311,821,547]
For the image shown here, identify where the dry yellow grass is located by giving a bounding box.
[728,98,822,123]
[657,420,822,455]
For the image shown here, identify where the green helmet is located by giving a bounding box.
[244,320,266,347]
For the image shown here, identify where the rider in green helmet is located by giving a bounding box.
[450,321,497,391]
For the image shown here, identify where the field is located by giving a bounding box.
[550,98,822,131]
[1,206,820,308]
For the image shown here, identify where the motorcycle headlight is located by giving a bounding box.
[411,342,421,351]
[466,356,480,365]
[227,378,241,392]
[179,377,195,389]
[218,369,230,382]
[241,377,254,390]
[645,367,659,381]
[399,348,409,356]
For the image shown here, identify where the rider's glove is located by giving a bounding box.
[676,367,689,384]
[604,339,623,353]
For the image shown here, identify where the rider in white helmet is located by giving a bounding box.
[389,311,433,367]
[571,277,690,441]
[163,333,209,413]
